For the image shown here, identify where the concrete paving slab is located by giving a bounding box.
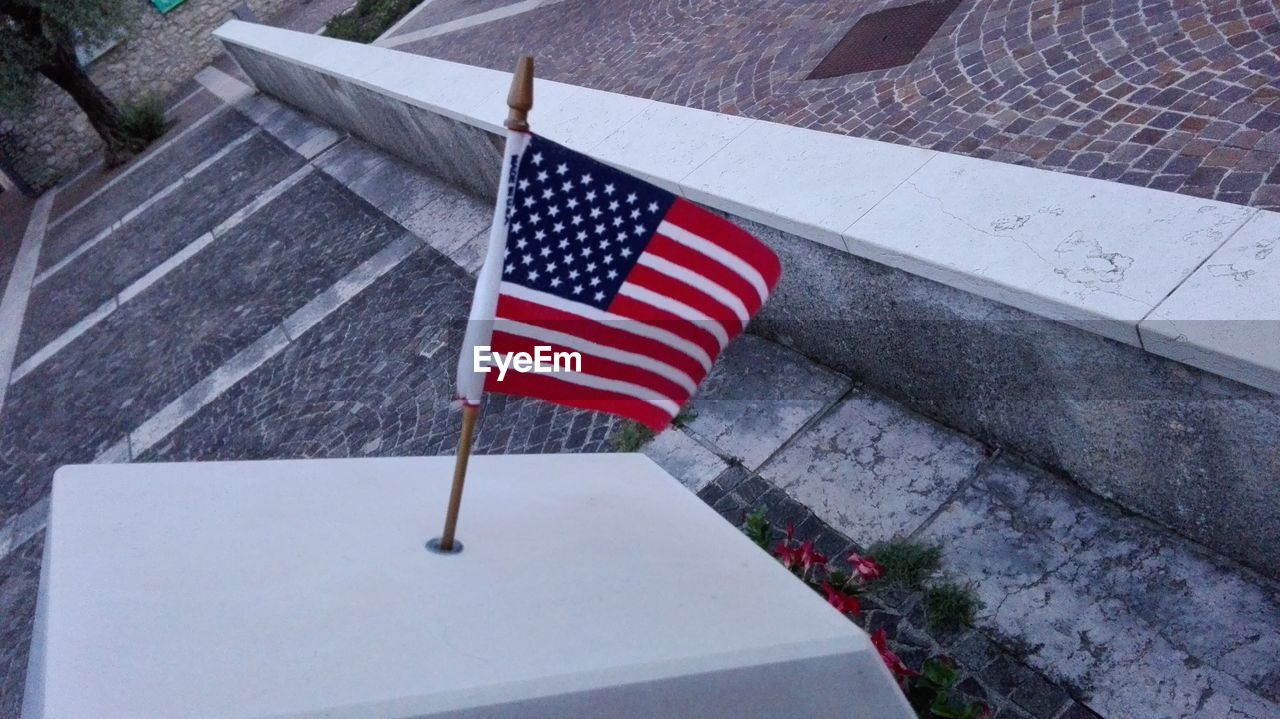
[684,334,851,471]
[758,390,986,545]
[641,429,727,492]
[921,455,1280,719]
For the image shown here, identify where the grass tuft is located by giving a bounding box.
[611,422,655,452]
[322,0,420,43]
[610,406,698,452]
[119,93,171,144]
[867,537,942,591]
[923,582,982,632]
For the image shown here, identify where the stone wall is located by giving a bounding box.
[220,36,1280,579]
[0,0,290,193]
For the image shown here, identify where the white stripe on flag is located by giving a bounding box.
[617,283,731,349]
[658,220,770,303]
[499,282,714,370]
[636,253,750,325]
[494,318,698,395]
[535,369,682,415]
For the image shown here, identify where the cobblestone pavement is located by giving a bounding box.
[1,79,1277,719]
[394,0,1280,210]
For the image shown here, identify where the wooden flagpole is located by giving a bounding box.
[434,56,534,554]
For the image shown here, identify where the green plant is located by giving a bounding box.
[904,656,990,719]
[743,508,771,549]
[118,93,170,144]
[609,406,697,451]
[610,422,654,451]
[867,537,942,591]
[924,582,982,632]
[322,0,420,43]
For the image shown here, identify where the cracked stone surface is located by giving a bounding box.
[400,0,1280,210]
[758,390,987,545]
[921,455,1280,718]
[18,131,306,363]
[641,428,727,493]
[40,108,257,272]
[681,334,852,471]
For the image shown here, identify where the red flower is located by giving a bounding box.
[821,582,862,616]
[871,628,918,678]
[848,552,885,581]
[774,541,800,570]
[798,540,827,572]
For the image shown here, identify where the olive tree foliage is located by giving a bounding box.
[0,0,144,161]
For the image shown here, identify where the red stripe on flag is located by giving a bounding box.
[645,234,764,314]
[495,295,709,383]
[484,366,674,430]
[624,264,745,336]
[488,332,691,405]
[665,199,782,288]
[606,293,723,359]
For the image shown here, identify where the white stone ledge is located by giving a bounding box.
[213,20,1280,395]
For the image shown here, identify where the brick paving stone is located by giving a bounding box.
[17,131,306,363]
[0,532,41,719]
[0,172,406,527]
[139,247,621,465]
[400,0,1280,210]
[40,108,256,271]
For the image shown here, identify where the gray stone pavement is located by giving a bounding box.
[0,74,1277,719]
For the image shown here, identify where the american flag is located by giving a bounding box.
[457,133,781,430]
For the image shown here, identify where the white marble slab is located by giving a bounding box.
[848,153,1257,346]
[681,120,934,249]
[24,454,913,719]
[1140,211,1280,394]
[213,19,1280,394]
[591,102,756,193]
[533,84,656,157]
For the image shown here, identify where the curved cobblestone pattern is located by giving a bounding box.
[402,0,1280,209]
[140,249,621,464]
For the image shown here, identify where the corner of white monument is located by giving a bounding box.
[22,453,914,718]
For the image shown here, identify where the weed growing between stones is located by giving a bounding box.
[743,509,989,719]
[609,407,697,452]
[924,583,981,632]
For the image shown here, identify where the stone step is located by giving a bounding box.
[647,334,1280,719]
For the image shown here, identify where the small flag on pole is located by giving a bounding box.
[435,56,779,553]
[457,134,782,430]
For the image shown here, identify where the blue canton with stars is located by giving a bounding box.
[503,134,676,310]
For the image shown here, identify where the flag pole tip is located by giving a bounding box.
[426,537,464,555]
[506,55,534,132]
